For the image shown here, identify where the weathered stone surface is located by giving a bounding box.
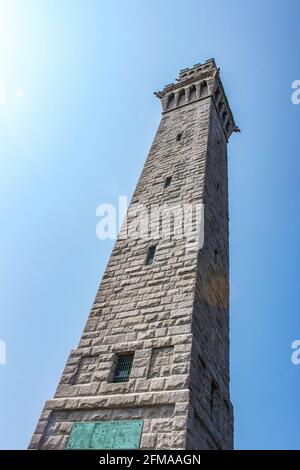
[29,58,237,450]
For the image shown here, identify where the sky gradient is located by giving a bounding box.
[0,0,300,449]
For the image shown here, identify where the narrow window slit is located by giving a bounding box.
[145,245,156,265]
[164,176,172,188]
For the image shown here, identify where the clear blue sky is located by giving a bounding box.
[0,0,300,450]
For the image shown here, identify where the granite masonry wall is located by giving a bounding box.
[29,59,237,450]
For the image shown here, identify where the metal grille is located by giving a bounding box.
[112,353,134,383]
[145,245,156,265]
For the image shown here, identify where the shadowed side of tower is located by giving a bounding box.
[186,78,234,449]
[29,59,238,450]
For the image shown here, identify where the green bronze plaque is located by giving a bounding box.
[90,422,116,449]
[66,420,143,450]
[66,422,95,449]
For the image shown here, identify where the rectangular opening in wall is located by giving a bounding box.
[112,353,134,383]
[176,132,182,142]
[145,245,156,265]
[164,176,172,189]
[210,379,220,413]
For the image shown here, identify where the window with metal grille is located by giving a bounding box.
[145,245,156,265]
[112,353,134,383]
[164,176,172,189]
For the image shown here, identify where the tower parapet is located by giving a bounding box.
[155,58,240,139]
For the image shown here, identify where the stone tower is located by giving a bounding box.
[29,58,238,450]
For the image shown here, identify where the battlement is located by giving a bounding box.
[178,58,216,82]
[155,58,239,140]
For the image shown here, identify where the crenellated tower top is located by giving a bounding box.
[155,58,240,140]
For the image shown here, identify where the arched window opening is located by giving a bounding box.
[167,93,174,110]
[178,89,185,106]
[189,85,196,101]
[215,88,221,103]
[200,81,208,97]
